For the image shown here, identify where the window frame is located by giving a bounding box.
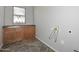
[13,6,26,24]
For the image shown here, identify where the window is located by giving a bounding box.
[13,7,25,24]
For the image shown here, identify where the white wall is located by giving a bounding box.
[34,6,79,52]
[4,6,34,25]
[0,7,4,48]
[4,6,13,25]
[26,6,34,25]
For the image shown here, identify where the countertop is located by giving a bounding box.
[3,25,36,28]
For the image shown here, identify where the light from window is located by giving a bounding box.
[13,7,25,24]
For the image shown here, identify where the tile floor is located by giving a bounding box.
[1,39,54,52]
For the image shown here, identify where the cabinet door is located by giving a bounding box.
[3,28,16,45]
[24,26,35,40]
[15,27,24,41]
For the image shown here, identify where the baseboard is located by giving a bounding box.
[36,36,59,52]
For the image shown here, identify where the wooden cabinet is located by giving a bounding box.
[3,28,16,45]
[15,27,24,42]
[3,25,35,45]
[24,26,35,40]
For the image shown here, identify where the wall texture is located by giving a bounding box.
[34,6,79,52]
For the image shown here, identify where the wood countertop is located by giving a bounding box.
[3,25,35,28]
